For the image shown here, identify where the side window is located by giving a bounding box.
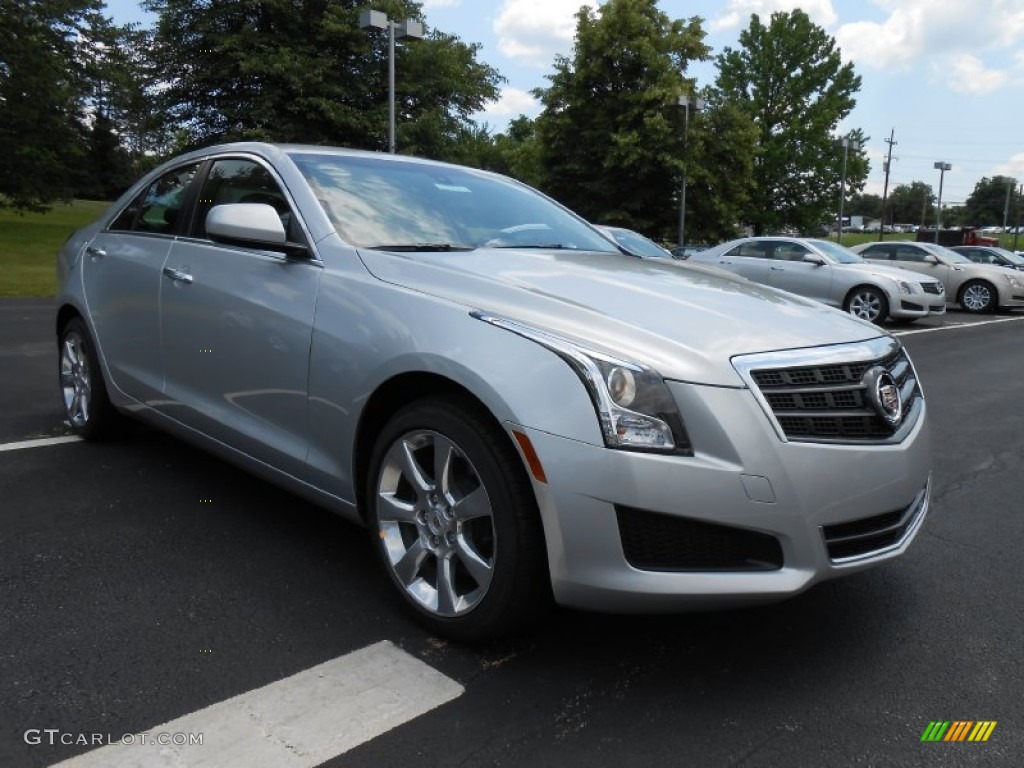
[191,158,296,241]
[860,245,891,260]
[894,246,926,262]
[771,242,810,261]
[109,163,200,234]
[728,241,771,258]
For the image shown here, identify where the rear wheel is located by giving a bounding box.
[844,286,889,324]
[58,317,121,440]
[958,280,996,313]
[366,397,549,641]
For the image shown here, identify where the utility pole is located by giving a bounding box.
[1003,178,1015,232]
[880,129,896,240]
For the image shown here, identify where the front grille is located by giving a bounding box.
[615,505,783,572]
[922,282,944,295]
[749,346,921,443]
[822,485,928,561]
[900,301,924,311]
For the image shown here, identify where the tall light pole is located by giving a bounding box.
[1003,178,1016,232]
[835,136,860,244]
[677,91,704,249]
[933,161,951,242]
[359,10,423,154]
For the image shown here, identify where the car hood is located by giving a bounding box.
[357,246,883,387]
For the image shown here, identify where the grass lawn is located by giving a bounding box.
[0,200,109,297]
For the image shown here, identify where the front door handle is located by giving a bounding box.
[770,266,784,271]
[162,266,194,285]
[86,245,106,260]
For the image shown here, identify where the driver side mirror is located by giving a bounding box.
[801,253,825,266]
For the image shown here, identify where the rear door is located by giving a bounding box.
[80,162,201,401]
[157,156,321,476]
[711,240,772,283]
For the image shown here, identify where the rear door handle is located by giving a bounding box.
[770,266,784,271]
[86,245,106,260]
[162,266,193,285]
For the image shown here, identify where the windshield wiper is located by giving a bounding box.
[490,243,571,249]
[368,243,476,252]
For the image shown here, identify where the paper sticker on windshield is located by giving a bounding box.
[434,183,471,193]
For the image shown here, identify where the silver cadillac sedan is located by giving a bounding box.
[56,143,931,640]
[689,236,946,323]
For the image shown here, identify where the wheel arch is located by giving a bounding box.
[352,372,534,524]
[56,303,83,337]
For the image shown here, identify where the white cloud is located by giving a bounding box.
[422,0,462,8]
[494,0,599,67]
[481,86,541,118]
[835,0,1024,71]
[944,53,1009,94]
[992,153,1024,182]
[710,0,838,32]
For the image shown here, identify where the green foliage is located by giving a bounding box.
[886,181,934,228]
[962,175,1019,226]
[532,0,714,240]
[141,0,501,157]
[714,9,864,235]
[0,0,105,211]
[0,199,109,296]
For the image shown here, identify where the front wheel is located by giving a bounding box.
[58,317,120,440]
[958,280,996,313]
[844,286,889,324]
[366,397,549,641]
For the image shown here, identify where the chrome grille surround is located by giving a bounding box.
[821,478,930,564]
[732,336,924,444]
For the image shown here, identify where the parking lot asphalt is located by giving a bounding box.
[2,298,1023,767]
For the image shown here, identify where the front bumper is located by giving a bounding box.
[515,376,931,612]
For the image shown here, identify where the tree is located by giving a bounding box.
[532,0,716,240]
[887,182,934,228]
[0,0,104,210]
[489,116,544,188]
[142,0,501,157]
[962,175,1018,227]
[714,9,864,235]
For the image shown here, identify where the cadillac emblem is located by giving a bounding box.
[863,366,903,426]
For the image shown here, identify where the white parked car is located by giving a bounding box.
[688,237,945,323]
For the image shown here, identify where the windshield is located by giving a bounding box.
[993,247,1024,265]
[287,152,618,253]
[808,239,865,264]
[601,227,672,259]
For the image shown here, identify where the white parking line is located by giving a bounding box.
[892,314,1024,336]
[0,435,81,452]
[49,640,464,768]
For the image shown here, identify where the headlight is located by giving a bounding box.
[898,281,915,294]
[1004,274,1023,289]
[473,313,692,454]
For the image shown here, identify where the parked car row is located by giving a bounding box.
[56,144,932,639]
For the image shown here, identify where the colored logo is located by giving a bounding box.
[920,721,997,742]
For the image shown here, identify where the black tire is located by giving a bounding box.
[844,286,889,324]
[958,280,996,313]
[366,396,550,641]
[58,317,121,440]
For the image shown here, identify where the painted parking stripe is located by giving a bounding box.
[0,435,81,452]
[892,314,1024,336]
[49,640,463,768]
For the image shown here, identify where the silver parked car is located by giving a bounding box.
[851,240,1024,313]
[689,236,946,323]
[951,245,1024,272]
[57,143,931,640]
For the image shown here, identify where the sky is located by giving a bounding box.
[104,0,1024,207]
